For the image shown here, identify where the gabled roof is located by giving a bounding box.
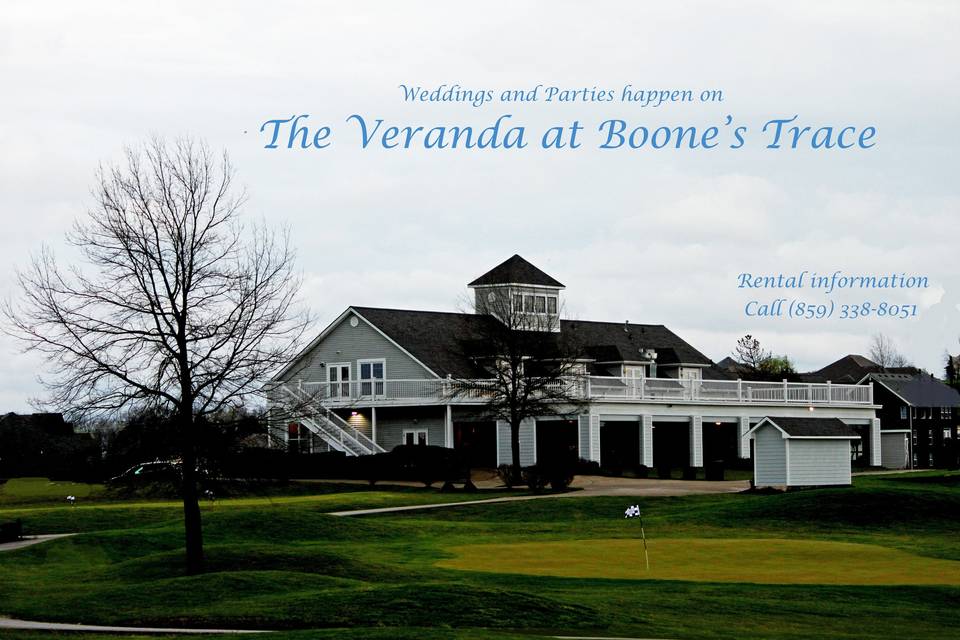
[747,416,860,439]
[468,255,565,288]
[860,372,960,408]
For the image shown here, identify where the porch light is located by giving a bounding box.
[714,421,722,426]
[808,406,815,412]
[351,411,359,416]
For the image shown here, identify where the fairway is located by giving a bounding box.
[439,537,960,585]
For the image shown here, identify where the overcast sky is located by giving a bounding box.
[2,1,958,412]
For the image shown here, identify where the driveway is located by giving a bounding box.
[329,475,748,516]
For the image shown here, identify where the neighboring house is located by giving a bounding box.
[269,256,879,472]
[858,372,960,469]
[747,417,860,487]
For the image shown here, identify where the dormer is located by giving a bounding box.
[468,255,564,332]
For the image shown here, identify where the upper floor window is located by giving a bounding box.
[941,407,952,420]
[900,406,908,420]
[520,294,558,315]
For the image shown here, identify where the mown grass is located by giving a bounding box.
[0,472,958,639]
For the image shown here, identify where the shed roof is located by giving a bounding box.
[747,417,861,439]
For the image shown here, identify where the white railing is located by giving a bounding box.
[586,376,872,404]
[286,376,873,406]
[280,384,385,455]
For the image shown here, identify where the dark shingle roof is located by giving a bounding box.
[801,354,880,383]
[352,307,495,378]
[763,417,860,438]
[468,255,565,288]
[864,373,960,408]
[562,320,711,366]
[350,307,713,377]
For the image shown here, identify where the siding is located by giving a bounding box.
[787,439,852,486]
[880,432,910,469]
[374,406,446,450]
[279,311,434,383]
[753,425,786,486]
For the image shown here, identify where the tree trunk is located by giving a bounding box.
[180,414,204,574]
[510,420,522,482]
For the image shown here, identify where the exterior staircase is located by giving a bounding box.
[280,384,385,456]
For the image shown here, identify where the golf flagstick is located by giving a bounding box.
[625,504,650,572]
[639,511,650,572]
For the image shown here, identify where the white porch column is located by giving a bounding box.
[444,405,454,448]
[870,418,882,467]
[738,416,751,459]
[641,415,654,467]
[578,414,601,463]
[496,420,511,466]
[371,407,377,446]
[590,415,601,463]
[689,415,703,467]
[520,418,537,466]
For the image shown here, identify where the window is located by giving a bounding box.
[513,294,523,312]
[358,359,385,397]
[547,296,557,314]
[288,423,311,454]
[941,407,952,420]
[899,406,908,420]
[534,296,546,313]
[403,429,428,446]
[523,295,534,313]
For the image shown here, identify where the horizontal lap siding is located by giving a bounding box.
[280,312,434,383]
[754,425,786,485]
[787,439,852,485]
[374,407,446,450]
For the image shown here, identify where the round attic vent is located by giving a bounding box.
[349,316,359,327]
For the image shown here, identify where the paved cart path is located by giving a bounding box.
[0,533,75,552]
[0,617,267,634]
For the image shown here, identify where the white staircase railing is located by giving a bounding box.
[280,384,385,456]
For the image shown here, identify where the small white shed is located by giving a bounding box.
[746,417,860,488]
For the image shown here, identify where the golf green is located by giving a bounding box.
[439,537,960,585]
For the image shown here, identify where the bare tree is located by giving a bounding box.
[451,288,585,480]
[3,137,309,573]
[733,334,770,370]
[869,333,911,368]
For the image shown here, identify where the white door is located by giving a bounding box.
[328,363,351,399]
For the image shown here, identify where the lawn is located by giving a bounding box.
[1,471,958,639]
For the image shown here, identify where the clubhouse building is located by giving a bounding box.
[269,255,891,479]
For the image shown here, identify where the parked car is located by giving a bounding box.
[108,461,181,487]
